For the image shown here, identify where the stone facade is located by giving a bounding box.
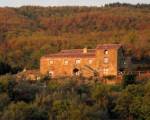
[40,44,125,78]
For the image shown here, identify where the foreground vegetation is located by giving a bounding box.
[0,74,149,120]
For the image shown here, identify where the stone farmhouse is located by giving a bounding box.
[40,44,125,79]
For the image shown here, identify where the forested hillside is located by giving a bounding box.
[0,3,150,74]
[0,3,150,120]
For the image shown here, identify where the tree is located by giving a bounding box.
[1,102,48,120]
[115,84,144,120]
[0,93,10,111]
[7,79,17,100]
[0,61,11,75]
[122,74,136,88]
[0,75,14,93]
[91,84,109,109]
[76,84,90,99]
[8,81,39,102]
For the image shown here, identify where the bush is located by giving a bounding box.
[9,81,40,102]
[0,75,14,93]
[1,102,49,120]
[0,93,10,111]
[0,62,11,75]
[122,74,136,88]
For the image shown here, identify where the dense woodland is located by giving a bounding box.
[0,73,149,120]
[0,3,150,120]
[0,3,150,74]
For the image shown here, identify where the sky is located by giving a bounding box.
[0,0,149,7]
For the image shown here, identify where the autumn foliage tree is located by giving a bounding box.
[0,3,149,72]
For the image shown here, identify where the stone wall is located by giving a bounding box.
[40,57,97,77]
[40,45,123,79]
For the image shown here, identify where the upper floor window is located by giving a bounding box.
[75,59,81,64]
[49,60,54,65]
[104,57,109,64]
[88,59,93,64]
[104,50,108,55]
[64,59,69,65]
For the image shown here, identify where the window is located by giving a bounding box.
[104,50,108,55]
[49,71,54,77]
[75,59,81,64]
[103,68,109,75]
[64,59,69,65]
[49,60,54,65]
[88,59,93,64]
[104,57,109,64]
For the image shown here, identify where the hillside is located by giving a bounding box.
[0,3,150,73]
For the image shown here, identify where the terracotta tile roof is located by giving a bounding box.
[60,49,82,53]
[60,49,95,53]
[43,52,95,58]
[96,44,122,49]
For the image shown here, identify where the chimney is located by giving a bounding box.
[83,47,87,53]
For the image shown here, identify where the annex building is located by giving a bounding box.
[40,44,125,78]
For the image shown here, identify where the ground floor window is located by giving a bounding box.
[49,71,54,77]
[103,68,109,75]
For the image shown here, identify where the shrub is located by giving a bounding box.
[0,75,15,93]
[0,93,10,111]
[122,74,136,88]
[1,102,49,120]
[9,81,40,102]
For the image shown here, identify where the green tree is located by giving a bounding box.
[8,81,39,102]
[115,84,144,120]
[122,74,136,88]
[0,93,10,111]
[1,102,48,120]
